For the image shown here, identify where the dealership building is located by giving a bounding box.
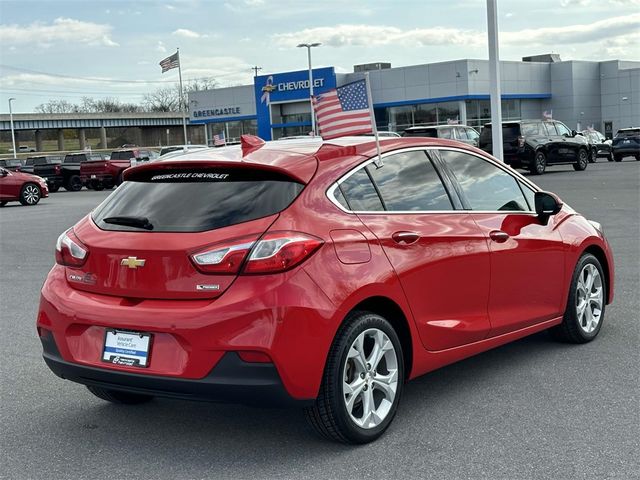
[188,55,639,142]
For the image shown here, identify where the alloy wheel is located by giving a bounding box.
[23,184,40,204]
[575,263,603,334]
[343,328,399,429]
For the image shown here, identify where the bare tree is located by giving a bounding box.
[35,100,80,114]
[142,78,219,112]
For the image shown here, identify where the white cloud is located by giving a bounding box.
[157,41,167,53]
[172,28,207,39]
[0,17,118,47]
[561,0,639,5]
[244,0,265,5]
[165,4,176,9]
[272,14,640,51]
[272,24,483,48]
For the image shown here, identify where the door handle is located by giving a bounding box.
[489,230,510,243]
[392,231,420,245]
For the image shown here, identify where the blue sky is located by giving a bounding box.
[1,0,639,112]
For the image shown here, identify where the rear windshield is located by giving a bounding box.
[403,128,437,138]
[110,151,135,160]
[92,168,304,232]
[615,129,640,138]
[480,124,521,142]
[64,155,85,163]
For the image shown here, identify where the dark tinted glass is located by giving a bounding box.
[440,150,528,211]
[543,122,558,135]
[403,128,437,138]
[501,124,521,141]
[338,168,384,211]
[111,151,135,160]
[92,168,303,232]
[521,122,541,136]
[366,151,452,211]
[615,129,640,138]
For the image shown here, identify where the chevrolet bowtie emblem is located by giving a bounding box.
[120,257,146,269]
[261,84,276,93]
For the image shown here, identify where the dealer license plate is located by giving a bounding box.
[102,330,151,367]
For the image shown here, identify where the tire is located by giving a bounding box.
[573,149,589,171]
[86,385,153,405]
[65,175,83,192]
[304,311,404,444]
[529,150,547,175]
[19,183,41,206]
[607,152,614,162]
[614,154,622,162]
[49,184,60,193]
[550,253,606,344]
[589,148,597,163]
[116,172,124,185]
[94,184,105,191]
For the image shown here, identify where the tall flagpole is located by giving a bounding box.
[364,72,383,167]
[176,48,188,145]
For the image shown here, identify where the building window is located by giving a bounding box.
[465,99,521,129]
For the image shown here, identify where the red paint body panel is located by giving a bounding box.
[37,137,615,402]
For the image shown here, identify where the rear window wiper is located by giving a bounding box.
[103,216,154,230]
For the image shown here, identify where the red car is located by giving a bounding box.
[0,167,49,206]
[37,136,614,443]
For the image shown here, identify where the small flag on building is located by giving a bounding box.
[543,110,553,120]
[312,79,373,139]
[213,132,226,146]
[159,51,180,73]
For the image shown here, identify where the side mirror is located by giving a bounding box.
[571,130,578,137]
[535,191,563,223]
[1,169,8,177]
[129,157,137,167]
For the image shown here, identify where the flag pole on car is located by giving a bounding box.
[159,48,188,145]
[312,73,383,167]
[364,72,383,168]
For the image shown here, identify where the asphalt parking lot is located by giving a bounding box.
[1,160,638,480]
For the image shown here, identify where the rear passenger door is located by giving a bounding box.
[337,149,492,351]
[542,122,561,162]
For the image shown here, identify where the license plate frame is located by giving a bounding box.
[102,329,152,368]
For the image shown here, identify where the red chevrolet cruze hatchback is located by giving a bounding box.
[38,135,614,443]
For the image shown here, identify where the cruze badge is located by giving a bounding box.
[120,257,146,269]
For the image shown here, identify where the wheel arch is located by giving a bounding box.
[347,296,413,381]
[582,244,612,304]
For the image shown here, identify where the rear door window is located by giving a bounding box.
[543,122,558,136]
[92,168,304,232]
[521,123,541,136]
[366,150,452,211]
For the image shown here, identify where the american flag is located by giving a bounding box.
[159,52,180,73]
[312,79,373,139]
[213,132,226,146]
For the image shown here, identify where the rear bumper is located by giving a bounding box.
[41,330,310,407]
[612,145,640,155]
[42,175,63,188]
[38,264,338,401]
[81,174,115,186]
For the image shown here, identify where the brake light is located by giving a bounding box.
[190,231,323,275]
[517,135,525,148]
[55,229,88,267]
[54,165,61,174]
[190,234,259,274]
[243,231,323,274]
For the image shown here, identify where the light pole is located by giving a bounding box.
[486,0,503,161]
[297,42,321,136]
[8,98,17,156]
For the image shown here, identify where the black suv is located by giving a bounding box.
[403,125,480,147]
[579,129,613,162]
[611,128,640,162]
[479,120,590,174]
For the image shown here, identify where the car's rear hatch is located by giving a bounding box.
[69,161,305,300]
[612,129,640,148]
[478,123,521,155]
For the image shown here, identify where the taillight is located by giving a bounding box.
[54,165,61,174]
[243,231,323,274]
[517,135,525,148]
[190,231,323,275]
[55,229,88,267]
[190,234,259,274]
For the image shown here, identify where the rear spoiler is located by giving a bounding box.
[123,160,311,184]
